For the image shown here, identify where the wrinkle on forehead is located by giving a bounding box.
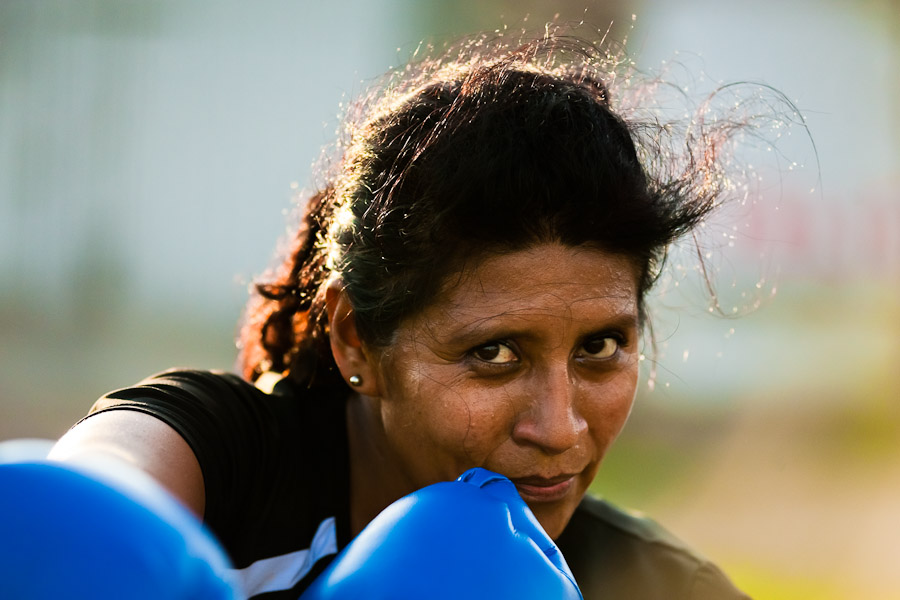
[448,244,638,293]
[405,243,640,346]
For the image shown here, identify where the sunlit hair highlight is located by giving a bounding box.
[239,27,791,390]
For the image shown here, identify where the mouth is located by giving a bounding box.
[509,473,578,503]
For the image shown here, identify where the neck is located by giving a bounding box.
[345,394,413,536]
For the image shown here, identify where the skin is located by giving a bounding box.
[49,410,206,517]
[328,242,641,539]
[50,242,641,544]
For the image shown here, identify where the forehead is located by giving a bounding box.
[406,243,640,335]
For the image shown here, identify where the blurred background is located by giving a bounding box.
[1,0,898,597]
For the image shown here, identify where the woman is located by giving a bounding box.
[50,33,750,598]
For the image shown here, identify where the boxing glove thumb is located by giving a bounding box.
[301,467,582,599]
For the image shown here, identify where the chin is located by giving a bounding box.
[528,501,578,540]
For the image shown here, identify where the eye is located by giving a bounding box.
[472,342,518,365]
[580,336,620,359]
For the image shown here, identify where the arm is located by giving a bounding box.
[48,410,206,518]
[3,421,238,599]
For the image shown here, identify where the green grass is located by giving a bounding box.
[727,562,865,600]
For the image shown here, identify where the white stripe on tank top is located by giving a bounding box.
[229,516,338,597]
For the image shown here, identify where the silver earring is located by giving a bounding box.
[349,375,363,387]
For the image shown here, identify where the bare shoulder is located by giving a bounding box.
[49,410,205,517]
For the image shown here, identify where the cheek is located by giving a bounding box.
[457,390,522,458]
[379,368,515,470]
[584,367,639,446]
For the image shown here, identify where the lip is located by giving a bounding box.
[510,474,577,503]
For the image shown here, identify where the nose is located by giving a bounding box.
[511,363,586,455]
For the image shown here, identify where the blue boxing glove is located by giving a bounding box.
[301,468,583,599]
[0,454,240,600]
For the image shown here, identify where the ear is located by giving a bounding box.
[325,279,381,396]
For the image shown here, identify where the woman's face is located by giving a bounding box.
[367,243,641,538]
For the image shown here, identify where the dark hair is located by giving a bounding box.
[239,33,732,388]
